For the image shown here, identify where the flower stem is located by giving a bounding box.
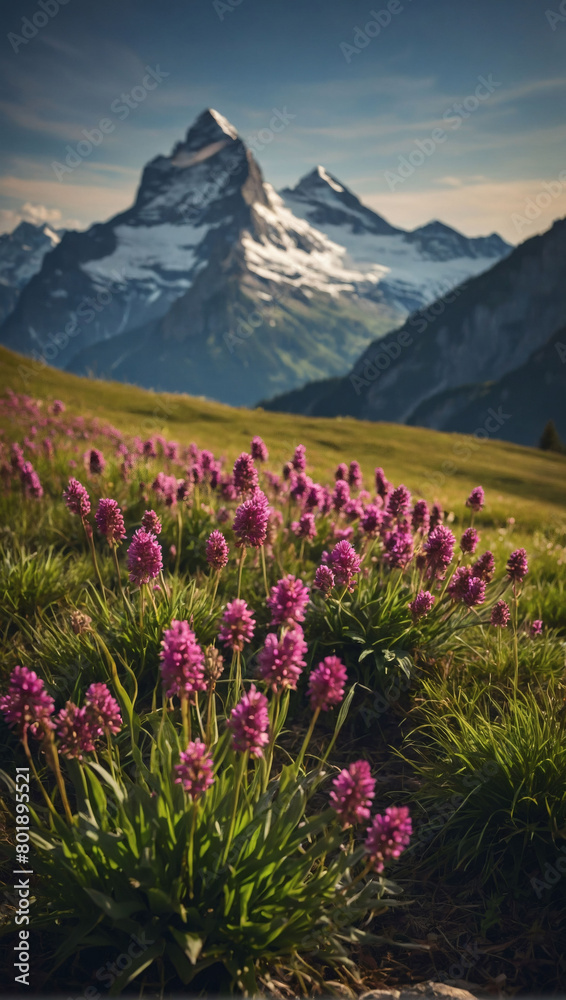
[237,546,246,599]
[512,582,520,694]
[295,707,320,773]
[175,508,182,576]
[188,803,198,898]
[84,520,106,596]
[111,543,132,619]
[181,694,191,745]
[44,731,73,824]
[260,545,269,600]
[21,731,56,818]
[221,752,247,866]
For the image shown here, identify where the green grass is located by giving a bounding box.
[2,344,566,538]
[1,345,566,993]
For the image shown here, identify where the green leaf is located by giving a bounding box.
[84,888,140,921]
[170,927,204,964]
[108,938,165,995]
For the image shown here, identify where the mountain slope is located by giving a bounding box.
[405,326,566,444]
[0,221,63,325]
[262,217,566,444]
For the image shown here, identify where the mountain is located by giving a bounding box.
[0,110,509,406]
[281,166,510,314]
[0,221,63,326]
[261,217,566,446]
[405,326,566,445]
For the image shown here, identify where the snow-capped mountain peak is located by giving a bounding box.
[280,166,511,311]
[0,108,511,408]
[0,220,64,325]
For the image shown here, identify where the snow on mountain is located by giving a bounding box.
[0,221,63,325]
[280,166,511,313]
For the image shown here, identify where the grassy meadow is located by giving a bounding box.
[0,343,565,996]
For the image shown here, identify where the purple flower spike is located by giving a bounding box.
[408,590,435,621]
[233,453,258,495]
[448,567,486,607]
[85,448,105,475]
[374,467,391,501]
[160,620,206,700]
[387,485,412,518]
[384,525,414,569]
[95,498,126,545]
[491,600,510,628]
[141,510,162,535]
[411,500,430,534]
[0,666,55,739]
[257,627,308,692]
[267,575,310,627]
[472,550,496,583]
[313,565,335,596]
[307,656,347,711]
[21,462,43,499]
[292,444,306,472]
[63,478,91,518]
[233,489,270,548]
[361,504,383,537]
[329,540,361,591]
[218,599,255,652]
[174,739,215,800]
[365,805,412,873]
[56,702,97,760]
[127,528,163,586]
[466,486,485,512]
[206,530,229,570]
[460,527,479,554]
[424,525,456,579]
[329,760,375,829]
[530,619,543,637]
[348,461,363,490]
[507,548,528,583]
[251,436,269,463]
[228,684,269,757]
[292,512,317,540]
[84,683,122,735]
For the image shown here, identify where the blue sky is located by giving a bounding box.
[1,0,565,242]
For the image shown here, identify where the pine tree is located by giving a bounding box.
[539,420,565,453]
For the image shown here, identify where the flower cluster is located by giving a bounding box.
[258,628,308,692]
[364,806,412,873]
[127,529,163,585]
[329,760,375,828]
[307,656,347,711]
[174,739,215,800]
[95,498,126,545]
[233,489,270,548]
[219,599,256,652]
[228,684,270,757]
[267,575,310,626]
[160,620,206,700]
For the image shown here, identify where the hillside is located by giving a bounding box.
[2,345,565,536]
[262,217,566,446]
